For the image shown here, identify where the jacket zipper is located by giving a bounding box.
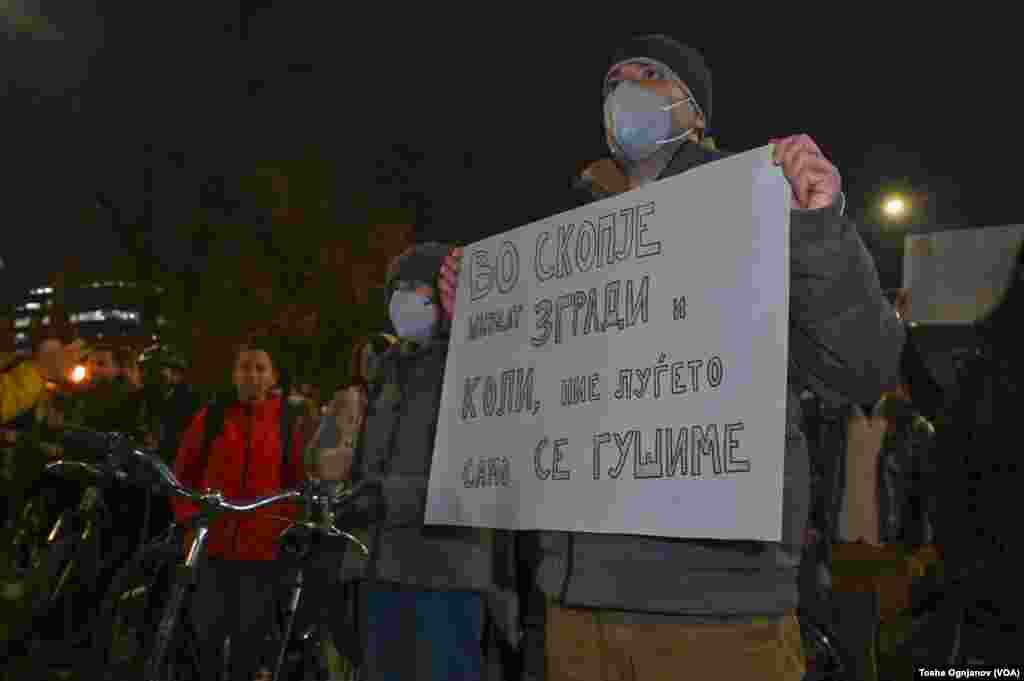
[232,405,254,555]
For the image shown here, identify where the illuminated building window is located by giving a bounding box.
[72,310,106,323]
[25,302,40,311]
[15,332,27,342]
[14,317,30,329]
[69,309,140,323]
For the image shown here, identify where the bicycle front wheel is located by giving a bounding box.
[144,563,205,681]
[90,536,182,680]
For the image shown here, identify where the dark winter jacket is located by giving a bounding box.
[533,142,905,620]
[877,395,937,545]
[343,338,520,645]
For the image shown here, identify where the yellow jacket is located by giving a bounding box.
[0,353,45,424]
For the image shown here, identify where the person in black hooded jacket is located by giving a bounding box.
[436,34,904,681]
[930,243,1024,663]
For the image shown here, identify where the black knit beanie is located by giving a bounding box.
[385,241,454,340]
[385,242,454,299]
[606,34,712,130]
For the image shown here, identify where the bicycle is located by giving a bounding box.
[263,485,369,681]
[799,609,857,681]
[70,429,372,680]
[2,442,155,676]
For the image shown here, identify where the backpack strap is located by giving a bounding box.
[198,384,295,489]
[197,391,232,486]
[279,381,293,485]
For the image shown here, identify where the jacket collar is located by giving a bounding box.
[575,141,731,202]
[233,393,281,419]
[661,140,731,179]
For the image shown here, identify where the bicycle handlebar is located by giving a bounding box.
[45,459,129,483]
[55,426,374,516]
[59,426,115,456]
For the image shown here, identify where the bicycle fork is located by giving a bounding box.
[273,567,305,680]
[145,524,210,681]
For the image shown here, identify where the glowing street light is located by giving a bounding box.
[883,195,909,219]
[71,365,87,383]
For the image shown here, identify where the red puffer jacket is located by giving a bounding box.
[171,395,306,561]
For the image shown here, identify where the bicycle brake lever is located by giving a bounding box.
[289,519,344,538]
[339,531,369,556]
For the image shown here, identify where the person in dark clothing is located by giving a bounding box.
[928,244,1024,663]
[876,382,938,547]
[65,346,155,545]
[3,345,156,652]
[66,345,148,440]
[155,349,201,465]
[337,243,518,681]
[899,323,946,426]
[437,34,904,680]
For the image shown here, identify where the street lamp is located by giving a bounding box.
[883,195,909,220]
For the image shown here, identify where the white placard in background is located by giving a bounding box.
[425,146,791,542]
[903,225,1024,324]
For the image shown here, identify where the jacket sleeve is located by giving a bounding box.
[788,200,905,406]
[1,361,45,424]
[171,408,208,523]
[303,386,365,483]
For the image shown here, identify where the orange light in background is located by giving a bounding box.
[71,365,87,383]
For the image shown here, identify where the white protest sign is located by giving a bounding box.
[425,146,791,541]
[903,225,1024,324]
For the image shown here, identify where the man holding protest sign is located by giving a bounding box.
[438,34,904,680]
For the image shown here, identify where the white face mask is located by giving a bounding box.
[604,81,696,162]
[389,290,439,342]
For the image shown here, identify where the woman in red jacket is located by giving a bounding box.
[172,339,306,681]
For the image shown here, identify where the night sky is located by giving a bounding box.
[3,4,1020,306]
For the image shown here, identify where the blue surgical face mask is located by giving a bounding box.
[389,290,439,342]
[604,80,695,163]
